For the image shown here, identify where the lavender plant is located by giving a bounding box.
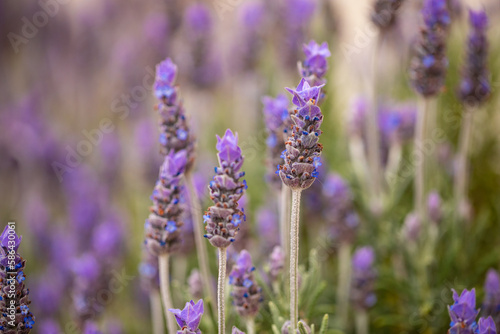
[204,129,246,334]
[0,226,35,333]
[351,246,376,334]
[483,269,500,326]
[229,250,263,334]
[278,78,324,331]
[169,299,204,334]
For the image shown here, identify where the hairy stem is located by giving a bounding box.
[280,185,290,263]
[149,292,164,334]
[246,318,256,334]
[218,247,227,334]
[355,309,369,334]
[454,109,474,211]
[336,242,352,330]
[185,173,217,307]
[289,189,302,332]
[414,98,430,221]
[158,254,177,334]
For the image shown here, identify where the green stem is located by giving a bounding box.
[246,318,255,334]
[414,98,430,222]
[280,186,291,262]
[289,189,302,332]
[149,292,163,334]
[454,109,474,211]
[355,309,369,334]
[218,248,227,334]
[185,173,217,307]
[336,242,351,330]
[158,254,177,334]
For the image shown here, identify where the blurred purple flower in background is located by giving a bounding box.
[269,246,285,282]
[401,212,421,242]
[256,206,280,252]
[351,246,377,310]
[427,191,443,225]
[229,250,263,317]
[371,0,404,29]
[483,269,500,326]
[188,269,203,300]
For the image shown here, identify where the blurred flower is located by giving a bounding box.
[99,132,122,187]
[139,247,159,293]
[478,316,497,334]
[232,326,245,334]
[229,250,263,317]
[256,206,279,251]
[188,269,203,300]
[204,129,246,248]
[409,0,450,96]
[281,320,312,333]
[0,225,36,331]
[371,0,404,29]
[169,299,204,334]
[279,79,324,190]
[322,173,359,244]
[299,40,331,88]
[448,288,480,333]
[269,246,285,281]
[143,13,170,55]
[458,9,490,106]
[427,191,442,224]
[154,58,196,172]
[482,269,500,323]
[401,212,420,242]
[145,150,187,256]
[351,246,377,309]
[262,94,291,188]
[38,319,61,334]
[83,321,102,334]
[92,211,124,263]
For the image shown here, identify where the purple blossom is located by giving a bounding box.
[401,212,420,242]
[139,247,159,292]
[279,79,324,190]
[351,246,377,309]
[482,269,500,323]
[188,269,203,300]
[154,58,178,102]
[299,40,331,87]
[478,317,497,334]
[257,207,279,251]
[458,9,490,106]
[448,288,480,333]
[185,4,212,33]
[229,250,263,317]
[427,191,442,224]
[232,327,245,334]
[169,300,204,334]
[204,129,246,248]
[144,150,187,256]
[269,246,285,281]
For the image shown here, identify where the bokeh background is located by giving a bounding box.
[1,0,500,333]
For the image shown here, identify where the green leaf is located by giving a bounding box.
[298,321,308,334]
[272,324,280,334]
[319,314,329,334]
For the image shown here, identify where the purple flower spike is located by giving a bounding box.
[479,316,497,334]
[262,94,291,188]
[229,250,263,317]
[427,191,442,224]
[402,212,421,242]
[168,299,204,334]
[351,246,377,310]
[205,129,246,248]
[144,150,187,256]
[0,225,35,332]
[279,79,324,190]
[185,4,212,33]
[409,0,450,97]
[299,40,331,88]
[153,57,196,171]
[269,246,285,281]
[448,288,480,333]
[458,9,490,106]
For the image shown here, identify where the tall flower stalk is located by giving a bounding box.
[204,129,246,334]
[144,150,188,334]
[454,9,490,212]
[409,0,450,221]
[278,79,324,331]
[153,57,216,311]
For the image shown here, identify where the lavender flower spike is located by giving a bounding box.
[409,0,450,96]
[144,150,187,256]
[482,269,500,321]
[458,9,490,106]
[351,247,377,310]
[169,300,204,334]
[0,225,35,332]
[232,327,245,334]
[154,57,196,171]
[229,250,263,318]
[478,317,497,334]
[371,0,404,29]
[278,78,324,190]
[448,288,480,334]
[299,40,331,87]
[204,129,246,248]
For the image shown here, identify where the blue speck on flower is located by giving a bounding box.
[159,133,167,145]
[17,271,25,283]
[166,221,177,233]
[233,214,242,227]
[243,180,248,189]
[177,129,188,140]
[266,134,277,148]
[423,55,435,68]
[243,279,253,288]
[24,316,35,329]
[203,214,210,223]
[20,305,29,315]
[313,157,322,168]
[280,150,286,159]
